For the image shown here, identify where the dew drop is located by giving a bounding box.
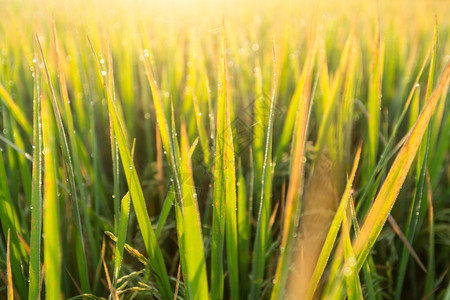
[100,58,105,64]
[347,256,356,267]
[129,166,133,170]
[101,70,107,76]
[170,178,174,182]
[415,83,420,87]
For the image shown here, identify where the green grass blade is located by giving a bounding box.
[52,25,92,292]
[0,80,32,136]
[394,125,430,299]
[180,124,209,299]
[250,41,277,300]
[42,90,62,300]
[365,18,384,175]
[113,192,130,285]
[89,38,173,300]
[0,124,27,300]
[156,184,175,238]
[28,58,43,300]
[342,213,363,300]
[211,32,228,300]
[237,160,250,297]
[6,229,13,300]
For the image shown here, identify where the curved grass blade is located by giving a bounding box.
[36,35,93,295]
[352,61,450,272]
[88,38,173,300]
[0,81,32,136]
[356,44,432,217]
[52,25,92,292]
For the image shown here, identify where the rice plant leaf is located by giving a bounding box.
[211,30,228,300]
[250,40,277,300]
[89,38,173,300]
[342,214,363,300]
[156,184,175,238]
[353,61,450,271]
[366,17,384,174]
[28,58,43,300]
[6,229,13,300]
[113,192,130,284]
[237,160,250,297]
[52,25,92,292]
[180,124,209,299]
[0,81,32,136]
[271,39,316,300]
[0,123,27,300]
[356,43,432,217]
[42,90,62,300]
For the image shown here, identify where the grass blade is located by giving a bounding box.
[156,184,175,238]
[28,57,43,300]
[271,39,316,300]
[353,61,450,271]
[89,38,173,300]
[250,40,277,300]
[180,124,209,299]
[0,81,32,136]
[113,192,130,284]
[42,90,62,299]
[342,214,363,300]
[6,229,13,300]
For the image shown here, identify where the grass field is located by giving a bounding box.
[0,0,449,299]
